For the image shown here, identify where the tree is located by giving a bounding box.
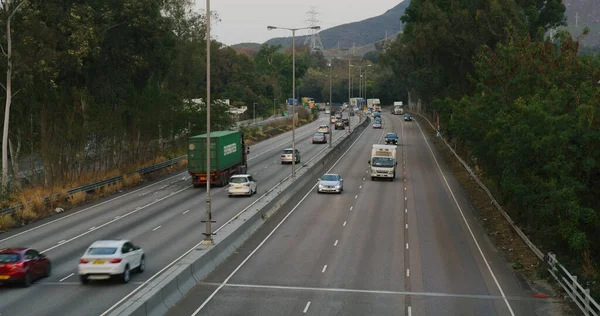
[0,0,26,191]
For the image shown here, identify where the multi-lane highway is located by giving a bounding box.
[0,113,361,316]
[166,112,556,316]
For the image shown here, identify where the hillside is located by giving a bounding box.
[231,42,262,51]
[264,1,410,50]
[563,0,600,46]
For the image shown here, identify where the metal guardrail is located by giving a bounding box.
[0,156,187,216]
[412,110,599,315]
[547,253,600,316]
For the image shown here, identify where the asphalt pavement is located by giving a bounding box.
[166,112,558,316]
[0,112,360,316]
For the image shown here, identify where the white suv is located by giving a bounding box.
[78,240,145,284]
[317,125,330,134]
[228,174,258,197]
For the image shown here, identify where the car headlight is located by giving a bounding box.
[319,184,324,188]
[389,170,394,174]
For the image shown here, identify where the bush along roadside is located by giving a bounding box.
[410,111,575,315]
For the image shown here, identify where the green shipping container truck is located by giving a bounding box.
[188,131,249,187]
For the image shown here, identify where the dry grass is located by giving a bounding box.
[69,191,87,206]
[123,173,141,188]
[15,207,37,223]
[0,214,16,231]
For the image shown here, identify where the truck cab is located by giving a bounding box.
[368,144,397,181]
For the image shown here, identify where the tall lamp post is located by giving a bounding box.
[328,49,334,148]
[253,102,256,123]
[364,64,372,105]
[267,25,320,177]
[202,0,213,246]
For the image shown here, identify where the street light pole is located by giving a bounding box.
[253,102,256,124]
[202,0,213,246]
[348,57,352,134]
[329,49,333,148]
[267,24,320,178]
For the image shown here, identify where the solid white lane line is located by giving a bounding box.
[41,185,191,253]
[152,226,162,232]
[322,265,327,273]
[183,210,190,215]
[114,215,121,219]
[58,240,66,244]
[415,120,516,316]
[407,269,410,277]
[0,171,189,244]
[303,301,311,313]
[89,227,96,231]
[350,206,353,211]
[343,221,347,227]
[187,124,370,315]
[334,240,338,246]
[59,273,74,282]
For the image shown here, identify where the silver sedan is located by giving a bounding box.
[317,174,344,193]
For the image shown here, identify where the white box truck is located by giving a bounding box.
[368,144,397,180]
[393,101,403,115]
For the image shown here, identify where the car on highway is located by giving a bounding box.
[385,133,399,145]
[334,120,345,130]
[0,248,51,287]
[374,116,382,122]
[317,125,330,134]
[317,174,344,193]
[404,113,413,121]
[228,174,258,197]
[330,116,337,124]
[342,117,349,126]
[312,132,327,144]
[373,121,382,129]
[281,148,300,164]
[78,240,145,284]
[349,111,355,117]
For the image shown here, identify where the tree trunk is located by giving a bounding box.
[8,136,20,189]
[2,1,13,190]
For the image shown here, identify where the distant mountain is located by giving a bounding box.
[231,42,262,50]
[264,1,410,50]
[563,0,600,46]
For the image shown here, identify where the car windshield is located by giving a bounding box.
[386,134,397,139]
[230,177,248,183]
[0,253,20,263]
[87,247,118,255]
[372,157,395,167]
[321,175,338,181]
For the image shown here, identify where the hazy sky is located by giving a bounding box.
[194,0,404,46]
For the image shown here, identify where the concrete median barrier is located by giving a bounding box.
[107,115,370,316]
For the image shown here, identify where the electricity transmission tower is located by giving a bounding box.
[304,6,324,53]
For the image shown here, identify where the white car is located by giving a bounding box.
[317,174,344,193]
[317,125,330,134]
[78,240,145,284]
[228,174,258,197]
[281,148,300,164]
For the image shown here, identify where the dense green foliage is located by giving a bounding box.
[383,0,600,288]
[0,0,319,190]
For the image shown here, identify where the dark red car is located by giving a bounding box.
[0,248,51,287]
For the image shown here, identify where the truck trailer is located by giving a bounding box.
[368,144,397,181]
[188,131,249,187]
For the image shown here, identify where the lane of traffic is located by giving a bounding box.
[165,115,386,315]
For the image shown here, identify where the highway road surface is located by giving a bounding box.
[0,112,360,316]
[167,112,557,316]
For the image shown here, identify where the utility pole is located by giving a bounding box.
[329,49,333,148]
[201,0,214,246]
